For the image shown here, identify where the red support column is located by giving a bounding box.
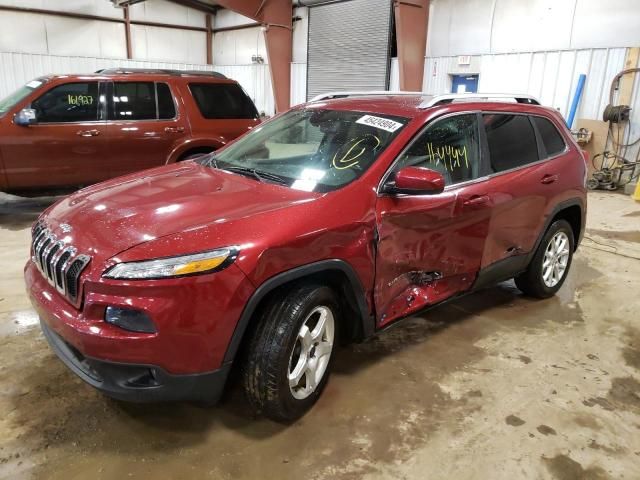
[214,0,292,112]
[394,0,429,92]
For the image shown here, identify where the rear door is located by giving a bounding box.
[104,81,188,180]
[480,113,565,268]
[1,80,107,189]
[374,112,492,327]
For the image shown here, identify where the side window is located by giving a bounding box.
[484,114,539,172]
[156,83,176,119]
[532,116,566,157]
[189,83,258,119]
[112,82,156,120]
[392,114,481,186]
[31,82,99,123]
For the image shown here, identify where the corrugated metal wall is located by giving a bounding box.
[390,47,640,161]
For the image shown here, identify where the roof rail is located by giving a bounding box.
[420,93,540,109]
[94,68,227,79]
[309,90,423,102]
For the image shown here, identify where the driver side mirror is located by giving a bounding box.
[383,166,445,195]
[14,108,37,126]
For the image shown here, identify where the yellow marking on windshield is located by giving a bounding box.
[426,143,469,172]
[67,94,93,106]
[332,135,381,170]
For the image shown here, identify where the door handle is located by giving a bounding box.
[463,194,490,208]
[541,174,558,184]
[164,126,185,134]
[77,129,100,137]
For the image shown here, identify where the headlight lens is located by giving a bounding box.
[103,248,237,280]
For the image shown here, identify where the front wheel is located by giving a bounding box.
[242,284,339,422]
[515,219,575,298]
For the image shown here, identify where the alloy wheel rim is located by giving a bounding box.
[542,231,570,288]
[288,305,335,400]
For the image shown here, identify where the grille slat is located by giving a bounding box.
[30,222,91,306]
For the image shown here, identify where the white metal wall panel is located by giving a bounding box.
[213,27,266,66]
[0,0,122,18]
[427,0,640,57]
[291,63,307,106]
[306,0,392,100]
[422,48,629,120]
[128,0,205,28]
[131,25,206,64]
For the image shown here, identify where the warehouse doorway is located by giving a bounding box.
[306,0,393,100]
[451,74,479,94]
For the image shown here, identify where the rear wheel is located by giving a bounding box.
[242,284,339,422]
[515,219,574,298]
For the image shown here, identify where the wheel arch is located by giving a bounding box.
[166,137,226,164]
[530,198,585,261]
[222,259,374,365]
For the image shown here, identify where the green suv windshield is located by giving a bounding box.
[0,78,47,116]
[200,108,408,193]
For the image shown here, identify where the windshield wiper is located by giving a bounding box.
[223,166,289,186]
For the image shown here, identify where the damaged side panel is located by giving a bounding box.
[374,185,492,328]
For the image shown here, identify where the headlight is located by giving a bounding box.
[103,247,238,280]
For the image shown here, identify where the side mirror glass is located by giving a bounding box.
[384,166,445,195]
[14,108,37,126]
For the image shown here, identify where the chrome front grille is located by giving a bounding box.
[31,222,91,305]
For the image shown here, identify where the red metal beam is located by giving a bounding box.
[394,0,429,92]
[214,0,292,112]
[124,6,133,59]
[206,13,213,64]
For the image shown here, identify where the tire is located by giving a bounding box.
[242,284,339,422]
[515,219,575,298]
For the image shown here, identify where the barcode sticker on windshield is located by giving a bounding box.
[356,115,403,133]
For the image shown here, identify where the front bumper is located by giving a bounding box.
[41,319,229,403]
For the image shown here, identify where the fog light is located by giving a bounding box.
[105,307,156,333]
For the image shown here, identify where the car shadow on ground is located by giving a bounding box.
[6,281,551,461]
[0,193,64,230]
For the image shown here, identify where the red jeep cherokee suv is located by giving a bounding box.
[25,93,586,421]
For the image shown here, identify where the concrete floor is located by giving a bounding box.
[1,191,639,480]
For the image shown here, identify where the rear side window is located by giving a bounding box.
[109,82,176,120]
[532,116,565,156]
[156,83,176,119]
[112,82,156,120]
[189,83,258,119]
[483,114,539,172]
[32,82,99,123]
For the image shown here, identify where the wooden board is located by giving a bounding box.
[575,118,610,177]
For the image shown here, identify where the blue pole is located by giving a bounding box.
[567,74,586,128]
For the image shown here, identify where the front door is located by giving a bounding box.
[104,81,189,181]
[374,113,491,327]
[1,81,107,190]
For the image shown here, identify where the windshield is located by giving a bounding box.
[0,79,46,116]
[201,108,408,192]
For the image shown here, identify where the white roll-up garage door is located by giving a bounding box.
[306,0,393,100]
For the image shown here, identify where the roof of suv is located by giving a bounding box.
[306,93,560,121]
[41,68,234,84]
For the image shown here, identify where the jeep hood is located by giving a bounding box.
[41,162,320,260]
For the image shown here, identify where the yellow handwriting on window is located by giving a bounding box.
[67,94,93,106]
[426,142,469,171]
[332,135,381,170]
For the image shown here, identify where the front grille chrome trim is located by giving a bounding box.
[30,222,91,306]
